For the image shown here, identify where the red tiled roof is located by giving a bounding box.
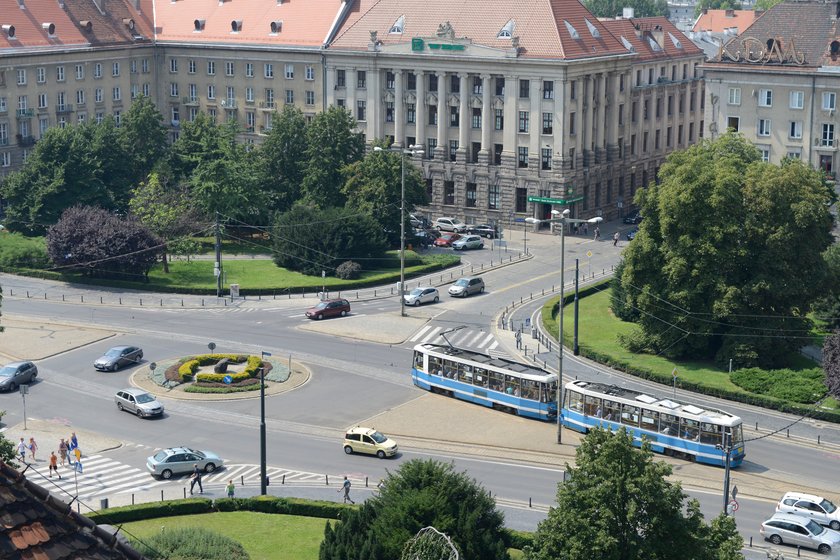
[63,0,154,45]
[329,0,629,60]
[0,0,89,49]
[692,9,758,34]
[602,17,703,61]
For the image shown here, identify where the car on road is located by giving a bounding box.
[760,512,840,554]
[448,276,485,298]
[94,346,143,371]
[434,217,467,233]
[434,233,461,247]
[404,287,440,306]
[626,228,638,241]
[623,211,643,224]
[343,426,398,458]
[466,223,500,239]
[115,388,164,418]
[452,235,484,250]
[777,492,840,530]
[305,298,351,320]
[0,361,37,392]
[147,447,223,479]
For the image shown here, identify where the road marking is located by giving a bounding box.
[467,331,486,346]
[409,325,433,342]
[487,341,499,351]
[477,333,495,349]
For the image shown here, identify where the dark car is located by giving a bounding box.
[623,211,643,224]
[626,228,638,241]
[94,346,143,371]
[409,229,437,248]
[434,233,462,247]
[0,361,37,392]
[466,224,500,239]
[305,298,351,320]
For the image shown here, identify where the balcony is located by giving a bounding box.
[182,96,199,106]
[16,108,34,118]
[56,104,74,114]
[815,138,838,149]
[245,125,255,133]
[220,99,237,109]
[259,125,272,134]
[245,98,255,105]
[16,134,36,147]
[258,101,275,110]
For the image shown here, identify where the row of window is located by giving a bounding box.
[172,85,316,106]
[726,115,837,144]
[728,87,837,111]
[423,354,555,402]
[169,59,316,81]
[634,62,697,87]
[13,60,152,86]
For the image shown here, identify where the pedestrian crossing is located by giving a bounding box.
[200,463,338,487]
[408,325,500,353]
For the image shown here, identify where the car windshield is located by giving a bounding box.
[314,302,328,310]
[135,393,155,404]
[105,348,123,358]
[409,288,424,296]
[806,520,825,535]
[370,431,388,444]
[454,279,468,287]
[152,451,169,462]
[0,366,16,377]
[821,499,837,514]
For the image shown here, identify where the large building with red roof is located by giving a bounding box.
[0,0,704,222]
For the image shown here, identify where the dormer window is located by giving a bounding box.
[564,20,579,40]
[646,34,662,52]
[831,40,840,59]
[668,32,683,49]
[42,22,55,36]
[231,20,243,33]
[620,36,635,53]
[2,25,16,39]
[498,19,515,39]
[270,20,282,34]
[194,19,206,31]
[389,15,404,34]
[584,18,600,39]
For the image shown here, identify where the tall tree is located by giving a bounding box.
[616,133,833,368]
[813,244,840,330]
[256,105,308,213]
[302,106,364,208]
[694,0,742,17]
[342,144,428,247]
[170,112,225,181]
[119,96,168,186]
[526,428,743,560]
[89,117,134,211]
[825,332,840,402]
[584,0,669,18]
[753,0,782,11]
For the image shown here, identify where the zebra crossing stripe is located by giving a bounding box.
[477,333,495,349]
[487,341,500,351]
[467,331,486,346]
[420,327,443,343]
[409,325,433,342]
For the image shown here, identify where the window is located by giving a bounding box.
[112,87,121,101]
[466,182,477,207]
[37,93,47,109]
[207,61,215,76]
[494,109,503,130]
[449,106,459,126]
[130,59,138,74]
[56,91,66,111]
[472,108,482,128]
[92,63,102,79]
[171,106,180,124]
[56,66,65,82]
[790,91,804,109]
[428,74,438,92]
[789,121,802,139]
[518,79,530,98]
[569,112,576,135]
[444,180,455,204]
[643,100,649,120]
[619,73,625,92]
[488,183,500,209]
[518,111,529,133]
[170,82,179,97]
[265,88,274,106]
[471,142,480,163]
[36,67,45,84]
[495,77,505,96]
[114,110,121,126]
[383,101,394,123]
[246,63,254,78]
[406,103,415,123]
[728,88,741,106]
[75,64,84,80]
[518,146,529,168]
[285,64,294,79]
[0,98,5,113]
[95,88,103,103]
[226,86,235,102]
[541,148,552,170]
[17,69,27,85]
[130,84,139,99]
[515,187,527,212]
[427,138,436,159]
[285,89,294,104]
[225,61,234,76]
[407,72,416,90]
[1,152,9,167]
[208,84,216,99]
[356,100,366,121]
[667,95,673,115]
[758,119,770,136]
[822,123,835,146]
[542,112,552,134]
[543,81,554,99]
[112,62,120,77]
[631,102,637,123]
[823,92,837,111]
[336,69,346,88]
[76,90,85,105]
[472,76,483,94]
[787,150,801,159]
[493,144,503,165]
[450,75,460,94]
[188,60,196,74]
[245,86,254,103]
[449,140,457,162]
[305,91,315,106]
[170,58,178,73]
[305,65,315,81]
[264,63,273,78]
[570,80,576,100]
[246,111,256,129]
[357,71,366,89]
[428,105,437,125]
[758,89,772,107]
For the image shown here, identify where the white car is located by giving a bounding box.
[777,492,840,530]
[452,235,484,250]
[404,287,439,306]
[434,217,466,233]
[761,512,840,554]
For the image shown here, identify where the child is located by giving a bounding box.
[226,480,235,498]
[49,452,61,479]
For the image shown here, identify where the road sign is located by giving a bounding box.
[223,375,233,385]
[731,485,738,500]
[728,499,739,512]
[586,251,592,258]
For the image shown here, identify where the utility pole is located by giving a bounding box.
[214,212,222,298]
[399,150,406,317]
[721,433,733,515]
[573,258,580,356]
[260,350,270,495]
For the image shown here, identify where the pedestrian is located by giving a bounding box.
[226,480,235,498]
[189,464,203,494]
[58,438,68,466]
[613,232,619,246]
[70,432,78,450]
[583,222,589,235]
[17,438,27,463]
[338,476,355,504]
[49,452,61,479]
[28,437,38,461]
[594,226,601,241]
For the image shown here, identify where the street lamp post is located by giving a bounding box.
[259,350,271,495]
[527,209,603,444]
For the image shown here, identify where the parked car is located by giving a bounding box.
[626,228,638,241]
[777,492,840,530]
[94,346,143,371]
[452,235,484,250]
[448,276,485,297]
[434,233,462,247]
[147,447,223,479]
[409,229,437,248]
[410,214,431,229]
[434,217,467,233]
[404,287,440,306]
[343,426,398,458]
[466,223,500,239]
[760,512,840,554]
[115,388,164,418]
[305,298,351,320]
[0,361,37,392]
[623,211,643,224]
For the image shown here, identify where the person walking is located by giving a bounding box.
[17,438,27,463]
[594,227,601,241]
[28,437,38,461]
[70,432,78,451]
[338,476,355,504]
[226,480,235,498]
[49,452,61,479]
[613,232,620,247]
[58,438,68,466]
[189,464,203,495]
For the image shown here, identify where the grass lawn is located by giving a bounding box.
[121,511,327,560]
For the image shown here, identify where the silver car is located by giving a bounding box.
[147,447,223,479]
[452,235,484,250]
[94,345,143,371]
[404,287,440,306]
[448,276,485,297]
[777,492,840,530]
[0,361,37,392]
[115,388,164,418]
[761,512,840,554]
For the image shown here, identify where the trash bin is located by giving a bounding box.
[100,498,109,509]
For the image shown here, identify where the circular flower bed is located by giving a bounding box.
[164,354,272,393]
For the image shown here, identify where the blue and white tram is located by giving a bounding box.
[562,380,745,467]
[411,343,558,421]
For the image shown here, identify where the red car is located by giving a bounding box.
[305,298,351,320]
[434,233,462,247]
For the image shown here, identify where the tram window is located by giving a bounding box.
[603,399,620,421]
[460,364,474,384]
[504,375,521,396]
[640,409,659,432]
[430,357,443,375]
[521,379,540,400]
[542,382,556,403]
[452,362,464,381]
[660,413,679,435]
[731,424,743,445]
[442,359,457,379]
[680,418,700,441]
[413,351,424,370]
[700,422,722,445]
[583,395,601,416]
[474,367,488,387]
[567,390,584,412]
[488,371,504,392]
[621,404,640,427]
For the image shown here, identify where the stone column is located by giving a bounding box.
[502,74,517,167]
[583,75,593,167]
[435,71,447,159]
[683,84,692,146]
[458,73,469,160]
[555,78,567,171]
[325,65,336,107]
[479,74,492,163]
[607,71,620,161]
[529,76,541,170]
[367,67,381,141]
[593,73,603,164]
[346,67,356,128]
[394,69,404,148]
[415,70,425,152]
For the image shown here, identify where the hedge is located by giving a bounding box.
[184,383,262,393]
[503,528,535,550]
[86,498,213,524]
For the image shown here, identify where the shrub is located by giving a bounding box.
[0,233,49,268]
[178,360,199,381]
[195,371,252,383]
[184,383,262,393]
[131,526,249,560]
[212,496,352,519]
[731,367,826,404]
[86,499,212,524]
[335,260,362,280]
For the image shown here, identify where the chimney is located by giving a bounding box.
[79,20,93,33]
[651,24,664,48]
[42,22,56,36]
[622,6,634,18]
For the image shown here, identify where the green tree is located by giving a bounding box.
[89,117,134,211]
[119,96,168,186]
[813,244,840,329]
[526,428,742,560]
[617,133,833,368]
[170,112,224,181]
[343,143,429,247]
[752,0,781,10]
[825,332,840,401]
[256,105,308,213]
[584,0,669,18]
[302,106,364,208]
[694,0,742,17]
[320,459,509,560]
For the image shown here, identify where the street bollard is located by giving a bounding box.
[365,477,368,487]
[787,429,790,438]
[282,474,286,485]
[749,537,752,547]
[132,494,135,505]
[529,497,532,508]
[161,490,164,501]
[160,299,163,306]
[140,298,143,306]
[118,297,121,304]
[326,475,329,485]
[181,299,184,306]
[183,488,186,499]
[81,295,84,303]
[755,422,758,430]
[202,299,205,306]
[818,435,821,445]
[26,291,30,298]
[100,296,103,304]
[241,475,244,486]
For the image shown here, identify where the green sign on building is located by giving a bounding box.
[411,38,424,51]
[527,195,584,205]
